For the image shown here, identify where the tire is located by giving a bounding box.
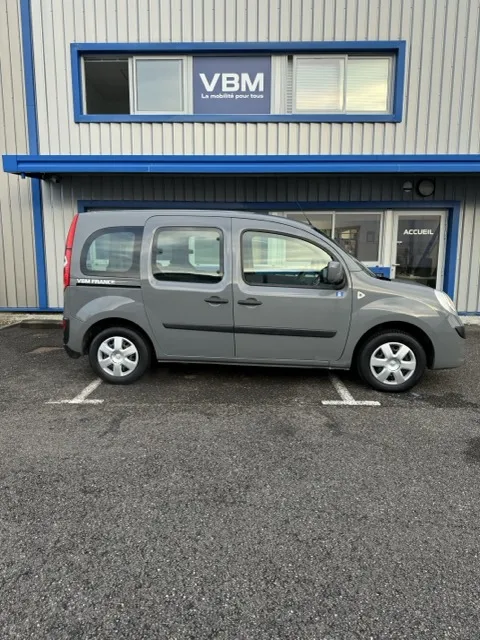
[89,326,151,385]
[356,330,426,393]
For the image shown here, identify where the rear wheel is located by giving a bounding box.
[357,331,426,393]
[89,327,151,384]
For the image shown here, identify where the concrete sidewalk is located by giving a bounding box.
[0,313,63,329]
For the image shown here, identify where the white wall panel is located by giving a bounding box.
[29,0,480,156]
[0,0,37,308]
[41,175,479,312]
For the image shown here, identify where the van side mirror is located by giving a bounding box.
[326,260,344,285]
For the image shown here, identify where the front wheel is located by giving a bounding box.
[89,327,151,384]
[357,331,426,393]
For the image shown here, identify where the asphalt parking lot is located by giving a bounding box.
[1,323,480,639]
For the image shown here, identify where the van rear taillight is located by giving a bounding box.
[63,213,79,288]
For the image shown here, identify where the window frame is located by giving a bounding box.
[333,211,384,266]
[151,226,225,285]
[81,56,131,116]
[80,226,143,278]
[292,54,346,114]
[241,229,340,291]
[344,55,393,113]
[277,210,384,266]
[131,55,191,115]
[291,54,394,115]
[72,41,406,123]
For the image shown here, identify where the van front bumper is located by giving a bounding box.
[431,316,466,370]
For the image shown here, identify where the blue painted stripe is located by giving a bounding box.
[30,180,47,308]
[443,204,461,301]
[72,40,406,54]
[19,0,48,309]
[71,42,83,128]
[393,41,406,124]
[5,154,480,175]
[71,40,406,124]
[19,0,38,154]
[77,198,460,300]
[74,114,402,123]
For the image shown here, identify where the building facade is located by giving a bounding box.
[2,0,480,313]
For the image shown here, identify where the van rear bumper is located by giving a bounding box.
[63,316,83,358]
[62,318,79,357]
[455,325,466,339]
[64,344,81,359]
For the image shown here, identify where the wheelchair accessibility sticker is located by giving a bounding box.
[336,291,345,298]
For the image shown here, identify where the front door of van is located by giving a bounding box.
[232,219,352,364]
[142,215,234,359]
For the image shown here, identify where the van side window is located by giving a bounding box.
[81,227,142,276]
[242,231,334,288]
[152,228,223,283]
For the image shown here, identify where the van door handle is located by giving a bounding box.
[238,298,263,306]
[204,296,229,304]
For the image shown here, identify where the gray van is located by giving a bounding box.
[62,209,465,392]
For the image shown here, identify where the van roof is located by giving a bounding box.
[81,208,313,230]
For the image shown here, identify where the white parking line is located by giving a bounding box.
[45,374,377,408]
[322,375,381,406]
[47,379,104,405]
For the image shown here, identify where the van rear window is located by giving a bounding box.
[81,227,143,277]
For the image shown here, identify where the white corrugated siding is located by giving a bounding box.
[0,0,37,308]
[41,175,479,312]
[30,0,480,155]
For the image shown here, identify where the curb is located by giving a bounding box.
[0,321,22,330]
[0,313,63,329]
[462,317,480,326]
[19,319,63,329]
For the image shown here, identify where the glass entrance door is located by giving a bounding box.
[392,212,446,289]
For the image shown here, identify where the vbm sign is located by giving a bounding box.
[193,56,271,114]
[199,72,265,93]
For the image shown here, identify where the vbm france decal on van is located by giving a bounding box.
[77,278,117,285]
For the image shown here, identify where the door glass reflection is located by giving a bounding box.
[395,216,440,288]
[334,213,381,262]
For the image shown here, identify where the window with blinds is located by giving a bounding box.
[287,54,393,114]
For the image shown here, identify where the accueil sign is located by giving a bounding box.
[193,56,271,114]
